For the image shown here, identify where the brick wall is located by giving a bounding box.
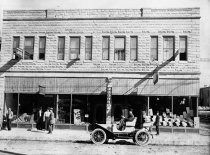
[0,8,200,74]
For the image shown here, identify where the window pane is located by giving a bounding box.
[130,49,137,60]
[130,37,137,48]
[13,37,20,48]
[25,38,34,47]
[102,37,109,60]
[150,37,158,61]
[70,37,80,60]
[39,37,46,60]
[85,37,92,60]
[58,37,65,60]
[163,37,174,61]
[24,37,34,60]
[151,37,157,48]
[179,36,187,61]
[115,38,124,49]
[85,37,92,49]
[85,49,92,60]
[102,37,109,48]
[39,37,46,49]
[58,37,65,49]
[102,49,109,60]
[115,50,125,60]
[151,49,158,61]
[70,38,79,48]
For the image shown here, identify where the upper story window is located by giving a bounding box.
[114,37,125,61]
[150,36,158,61]
[24,37,34,60]
[179,36,187,61]
[39,36,46,60]
[163,36,175,61]
[58,37,65,60]
[85,36,92,60]
[102,37,110,60]
[13,36,20,59]
[70,37,80,60]
[130,36,137,61]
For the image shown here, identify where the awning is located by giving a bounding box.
[112,78,199,96]
[5,77,199,96]
[5,77,107,94]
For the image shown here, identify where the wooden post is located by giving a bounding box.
[106,77,112,124]
[171,96,173,115]
[17,93,20,128]
[56,94,59,120]
[147,96,150,115]
[196,97,199,117]
[70,94,73,124]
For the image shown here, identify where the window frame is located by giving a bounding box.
[85,36,92,60]
[69,36,80,60]
[39,36,46,60]
[57,36,65,60]
[130,36,138,61]
[114,36,126,61]
[179,36,188,61]
[24,36,34,60]
[150,36,158,61]
[102,36,110,60]
[163,36,175,61]
[13,36,20,59]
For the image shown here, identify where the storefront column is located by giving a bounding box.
[106,77,112,124]
[171,96,173,115]
[17,93,20,127]
[56,94,59,120]
[196,97,199,117]
[70,94,73,124]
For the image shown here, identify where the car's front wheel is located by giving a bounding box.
[134,130,150,146]
[90,128,107,145]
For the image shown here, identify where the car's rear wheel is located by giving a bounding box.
[91,128,107,145]
[135,130,150,146]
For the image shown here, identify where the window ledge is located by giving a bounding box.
[113,60,126,63]
[100,60,110,63]
[83,60,92,63]
[178,60,188,63]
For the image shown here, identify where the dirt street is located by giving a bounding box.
[0,140,209,155]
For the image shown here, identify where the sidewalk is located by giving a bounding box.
[0,128,209,146]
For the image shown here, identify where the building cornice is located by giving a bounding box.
[3,16,201,21]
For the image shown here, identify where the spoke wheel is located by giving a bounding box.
[135,130,150,146]
[91,128,107,145]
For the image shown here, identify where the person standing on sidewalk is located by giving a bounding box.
[154,111,160,135]
[6,108,13,131]
[43,108,50,131]
[48,108,55,134]
[36,107,43,130]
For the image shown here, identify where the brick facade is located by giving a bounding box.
[1,8,200,74]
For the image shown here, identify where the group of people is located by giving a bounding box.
[35,107,55,134]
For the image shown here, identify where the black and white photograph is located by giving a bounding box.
[0,0,209,154]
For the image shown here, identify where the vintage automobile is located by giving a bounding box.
[89,117,153,146]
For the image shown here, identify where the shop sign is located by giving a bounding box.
[38,85,46,95]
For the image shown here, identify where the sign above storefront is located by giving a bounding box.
[38,85,46,95]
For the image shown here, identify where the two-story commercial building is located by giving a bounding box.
[0,8,200,128]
